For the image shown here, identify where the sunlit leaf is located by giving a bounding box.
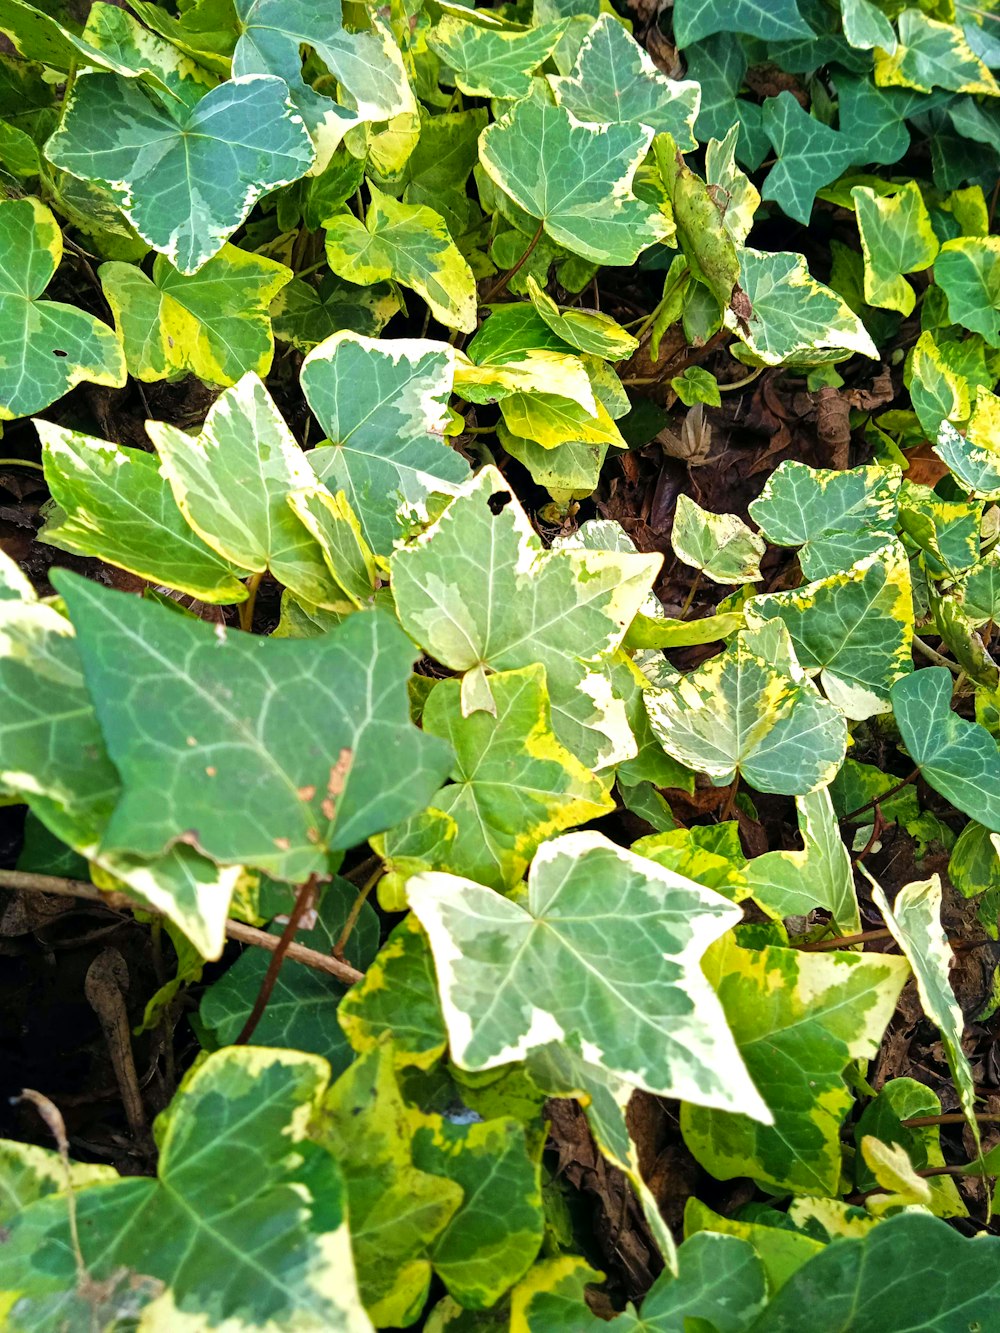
[934,235,1000,343]
[875,9,998,95]
[429,15,565,99]
[852,180,938,316]
[673,0,811,45]
[671,493,766,584]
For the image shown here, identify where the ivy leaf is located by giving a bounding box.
[735,248,879,365]
[478,99,670,267]
[44,73,315,274]
[645,622,848,795]
[81,1,217,107]
[876,10,998,96]
[898,480,980,579]
[744,788,861,934]
[744,541,914,720]
[34,421,245,604]
[413,666,613,891]
[55,572,453,881]
[854,1077,967,1218]
[840,0,896,51]
[429,16,565,100]
[0,548,32,602]
[324,186,476,333]
[286,485,378,609]
[672,0,811,45]
[748,460,901,580]
[681,933,909,1193]
[891,666,1000,832]
[409,830,771,1119]
[750,1213,1000,1331]
[761,93,859,225]
[322,1044,463,1326]
[0,1048,373,1332]
[671,493,766,584]
[390,466,661,769]
[0,197,124,419]
[148,373,346,610]
[871,874,980,1147]
[934,236,1000,344]
[549,13,701,150]
[908,328,971,439]
[525,275,638,360]
[852,180,939,316]
[99,244,292,386]
[301,332,469,557]
[936,419,1000,499]
[684,1197,823,1293]
[271,274,399,352]
[683,34,769,169]
[200,878,379,1070]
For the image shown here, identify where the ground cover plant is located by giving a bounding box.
[3,0,1000,1326]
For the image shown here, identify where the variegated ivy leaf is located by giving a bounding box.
[232,0,411,171]
[301,333,469,558]
[672,493,766,585]
[852,181,938,316]
[680,933,909,1194]
[0,197,125,420]
[390,466,662,770]
[855,1077,967,1219]
[410,666,613,891]
[55,571,453,882]
[871,874,980,1147]
[0,1048,373,1333]
[875,9,998,95]
[892,667,1000,832]
[936,420,1000,502]
[744,788,860,934]
[99,245,292,386]
[0,1141,117,1225]
[478,99,670,267]
[908,328,971,439]
[706,124,760,248]
[840,0,896,51]
[0,549,33,602]
[935,236,1000,344]
[286,485,379,609]
[82,0,217,108]
[324,186,476,333]
[34,421,245,605]
[44,73,315,274]
[454,340,598,413]
[549,13,701,150]
[428,15,566,100]
[499,426,608,505]
[744,541,914,720]
[498,388,626,452]
[897,480,981,579]
[409,830,771,1120]
[126,0,236,74]
[644,621,847,795]
[148,373,350,610]
[524,275,638,360]
[672,0,811,45]
[684,1197,824,1290]
[0,577,241,957]
[749,461,901,583]
[733,248,879,366]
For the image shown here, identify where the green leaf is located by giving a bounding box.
[55,571,453,881]
[321,1044,463,1326]
[876,9,998,95]
[148,373,349,609]
[671,493,766,584]
[852,180,939,316]
[409,829,771,1118]
[34,421,246,604]
[391,466,661,770]
[761,93,859,225]
[744,541,914,720]
[99,243,291,386]
[908,328,971,438]
[854,1077,967,1218]
[684,1198,823,1293]
[935,235,1000,343]
[748,1213,1000,1331]
[840,0,896,51]
[338,912,448,1069]
[550,13,701,150]
[0,1047,373,1332]
[0,1141,116,1226]
[44,73,314,274]
[429,16,565,99]
[735,249,879,365]
[478,99,670,267]
[0,548,33,602]
[301,332,469,557]
[671,365,722,406]
[286,484,378,608]
[411,666,613,890]
[673,0,811,45]
[898,480,980,578]
[644,621,848,795]
[630,1232,768,1331]
[525,274,639,360]
[683,34,769,170]
[681,933,909,1193]
[324,185,476,334]
[0,197,125,419]
[744,787,860,933]
[871,874,980,1143]
[271,273,399,352]
[891,666,1000,832]
[936,422,1000,500]
[82,1,218,108]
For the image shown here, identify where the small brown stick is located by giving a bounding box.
[235,874,319,1045]
[84,948,149,1145]
[901,1112,1000,1128]
[0,869,363,985]
[15,1089,87,1283]
[840,767,920,824]
[798,927,895,952]
[483,220,544,302]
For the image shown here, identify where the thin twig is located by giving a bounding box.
[678,570,703,618]
[912,636,962,673]
[902,1112,1000,1127]
[798,927,894,952]
[235,873,319,1044]
[0,869,363,985]
[333,864,382,960]
[483,220,544,302]
[840,767,920,824]
[0,457,43,471]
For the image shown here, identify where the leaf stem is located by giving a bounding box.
[239,570,263,633]
[235,873,320,1045]
[912,636,962,673]
[0,457,43,471]
[678,570,703,617]
[333,864,382,961]
[798,927,895,951]
[484,220,544,302]
[839,766,920,824]
[902,1112,1000,1127]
